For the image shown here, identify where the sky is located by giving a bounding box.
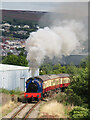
[1,2,62,12]
[0,0,89,12]
[1,0,89,2]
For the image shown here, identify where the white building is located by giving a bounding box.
[0,64,39,91]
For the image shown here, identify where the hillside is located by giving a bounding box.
[43,55,87,66]
[2,9,47,24]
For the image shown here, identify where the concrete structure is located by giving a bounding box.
[0,64,39,91]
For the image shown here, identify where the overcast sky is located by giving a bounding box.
[1,0,89,2]
[1,1,88,16]
[1,2,62,12]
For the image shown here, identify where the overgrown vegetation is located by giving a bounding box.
[2,52,28,67]
[69,106,89,119]
[0,88,22,95]
[53,57,89,118]
[40,63,67,75]
[0,88,10,94]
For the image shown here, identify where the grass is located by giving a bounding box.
[0,88,23,118]
[0,88,10,94]
[0,104,2,107]
[0,88,23,95]
[39,100,68,118]
[1,100,20,117]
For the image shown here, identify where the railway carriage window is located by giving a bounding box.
[43,82,45,89]
[65,80,67,83]
[64,78,69,83]
[66,78,68,83]
[56,79,59,85]
[53,79,55,86]
[49,80,51,86]
[62,78,64,84]
[59,78,61,84]
[65,79,67,83]
[51,80,53,86]
[60,78,62,84]
[47,81,49,87]
[63,78,65,84]
[67,78,70,83]
[62,79,64,84]
[45,81,47,88]
[48,80,51,87]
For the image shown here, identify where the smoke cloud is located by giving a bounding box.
[25,20,87,76]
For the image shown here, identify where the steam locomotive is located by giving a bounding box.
[24,74,70,101]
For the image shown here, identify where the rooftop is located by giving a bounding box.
[0,64,29,71]
[35,74,70,81]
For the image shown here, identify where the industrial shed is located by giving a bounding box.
[0,64,39,91]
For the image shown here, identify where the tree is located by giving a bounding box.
[2,54,28,67]
[17,56,28,67]
[79,57,88,68]
[2,55,18,65]
[69,106,89,119]
[19,51,25,57]
[65,58,88,107]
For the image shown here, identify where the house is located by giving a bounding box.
[2,23,11,27]
[23,25,29,28]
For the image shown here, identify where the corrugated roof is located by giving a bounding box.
[36,74,70,81]
[0,64,29,71]
[36,75,50,81]
[48,74,59,79]
[57,74,70,77]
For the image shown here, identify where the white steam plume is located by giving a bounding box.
[25,20,87,76]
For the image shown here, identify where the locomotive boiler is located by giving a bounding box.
[24,74,70,101]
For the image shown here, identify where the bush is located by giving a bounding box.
[0,88,10,94]
[9,88,22,95]
[56,93,66,103]
[69,106,89,119]
[0,88,22,95]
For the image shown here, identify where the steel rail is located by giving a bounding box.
[10,103,28,120]
[23,100,41,120]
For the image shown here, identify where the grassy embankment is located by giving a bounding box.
[0,88,23,118]
[38,93,74,118]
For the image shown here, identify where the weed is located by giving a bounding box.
[0,88,9,94]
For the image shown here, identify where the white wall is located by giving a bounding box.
[0,65,39,91]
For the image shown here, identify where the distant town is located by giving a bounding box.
[0,21,39,57]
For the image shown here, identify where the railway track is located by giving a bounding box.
[23,100,41,119]
[10,103,28,120]
[9,100,41,119]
